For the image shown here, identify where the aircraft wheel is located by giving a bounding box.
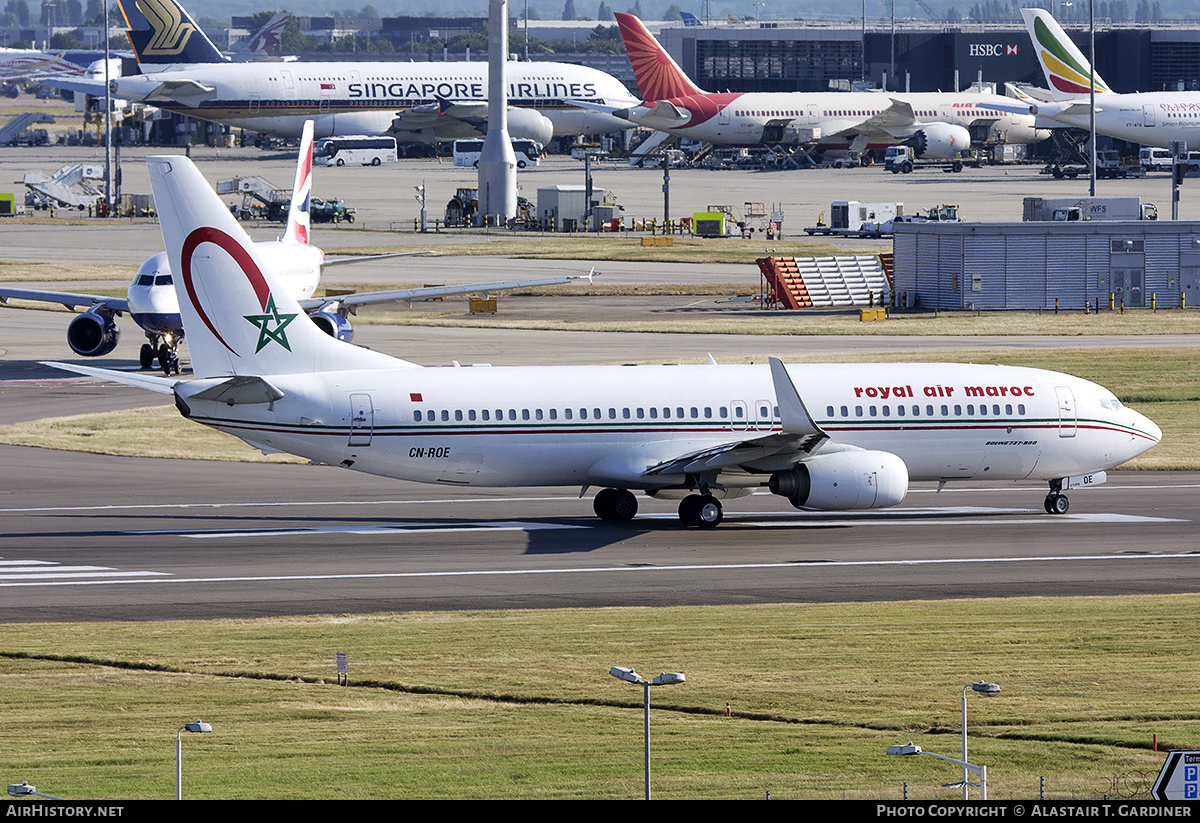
[696,496,723,529]
[678,494,703,527]
[139,343,155,370]
[594,488,637,521]
[1045,493,1069,515]
[158,344,171,371]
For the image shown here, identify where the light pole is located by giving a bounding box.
[962,680,1000,799]
[176,719,212,800]
[887,741,989,800]
[609,666,685,800]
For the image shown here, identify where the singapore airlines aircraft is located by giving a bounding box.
[579,13,1049,159]
[46,154,1160,527]
[1020,9,1200,149]
[104,0,637,144]
[0,122,582,373]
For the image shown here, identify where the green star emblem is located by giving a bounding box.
[243,294,298,353]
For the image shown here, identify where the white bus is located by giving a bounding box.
[452,138,542,169]
[317,135,398,167]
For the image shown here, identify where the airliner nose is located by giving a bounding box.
[1131,408,1162,452]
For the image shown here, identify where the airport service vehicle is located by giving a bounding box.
[318,135,398,167]
[452,138,542,169]
[1020,9,1200,150]
[0,122,581,373]
[884,145,967,174]
[46,154,1161,527]
[570,14,1048,159]
[1023,197,1158,222]
[94,0,636,144]
[1141,148,1173,171]
[1095,150,1145,179]
[805,201,903,237]
[860,204,962,236]
[310,197,355,223]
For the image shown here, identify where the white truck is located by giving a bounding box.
[1022,196,1158,222]
[805,201,903,237]
[884,145,966,174]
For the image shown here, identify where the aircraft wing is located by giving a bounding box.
[392,97,485,131]
[0,287,129,314]
[319,250,434,270]
[642,358,829,478]
[298,274,590,312]
[128,78,216,108]
[38,76,109,96]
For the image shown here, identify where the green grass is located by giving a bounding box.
[2,596,1196,799]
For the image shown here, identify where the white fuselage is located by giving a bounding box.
[632,89,1049,149]
[113,60,637,139]
[1037,92,1200,149]
[181,362,1159,492]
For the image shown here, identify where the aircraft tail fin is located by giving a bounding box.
[145,155,412,380]
[1021,8,1111,99]
[283,120,314,246]
[237,11,289,59]
[614,13,706,101]
[118,0,228,65]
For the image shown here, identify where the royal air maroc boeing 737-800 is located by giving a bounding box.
[45,155,1160,528]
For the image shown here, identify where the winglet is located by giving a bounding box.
[769,357,827,440]
[283,120,313,246]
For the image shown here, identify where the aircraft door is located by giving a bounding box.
[1143,105,1156,127]
[1055,386,1077,438]
[718,106,730,126]
[752,399,773,431]
[348,393,374,446]
[730,400,748,430]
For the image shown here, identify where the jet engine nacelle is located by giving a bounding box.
[307,310,354,343]
[768,450,909,511]
[904,123,972,159]
[66,311,120,357]
[504,107,554,147]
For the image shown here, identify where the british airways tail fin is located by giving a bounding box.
[118,0,228,66]
[145,155,413,379]
[283,120,314,246]
[614,13,706,101]
[1021,8,1111,99]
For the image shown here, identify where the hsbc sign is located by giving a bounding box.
[969,43,1021,57]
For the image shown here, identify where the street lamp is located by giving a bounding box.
[887,741,989,800]
[609,666,685,800]
[176,719,212,800]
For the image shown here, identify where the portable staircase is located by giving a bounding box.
[22,163,105,209]
[215,174,291,221]
[756,255,892,309]
[0,112,54,145]
[626,129,679,166]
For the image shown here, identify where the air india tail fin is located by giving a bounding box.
[614,13,706,101]
[283,120,313,246]
[1021,8,1112,99]
[145,155,412,380]
[118,0,228,66]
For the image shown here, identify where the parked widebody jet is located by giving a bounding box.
[1020,8,1200,149]
[0,121,584,373]
[47,153,1160,527]
[102,0,637,144]
[579,13,1049,159]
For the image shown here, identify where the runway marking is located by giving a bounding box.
[0,559,171,584]
[127,521,588,539]
[1,553,1197,588]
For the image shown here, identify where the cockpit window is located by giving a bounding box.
[155,274,174,286]
[137,274,154,286]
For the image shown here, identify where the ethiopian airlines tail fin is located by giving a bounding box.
[118,0,228,66]
[145,155,413,380]
[283,120,314,246]
[614,13,706,101]
[1021,8,1112,100]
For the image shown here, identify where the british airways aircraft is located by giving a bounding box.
[576,14,1049,159]
[0,121,582,373]
[46,154,1161,527]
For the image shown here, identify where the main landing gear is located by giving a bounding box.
[593,487,638,521]
[678,494,723,529]
[1044,479,1070,515]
